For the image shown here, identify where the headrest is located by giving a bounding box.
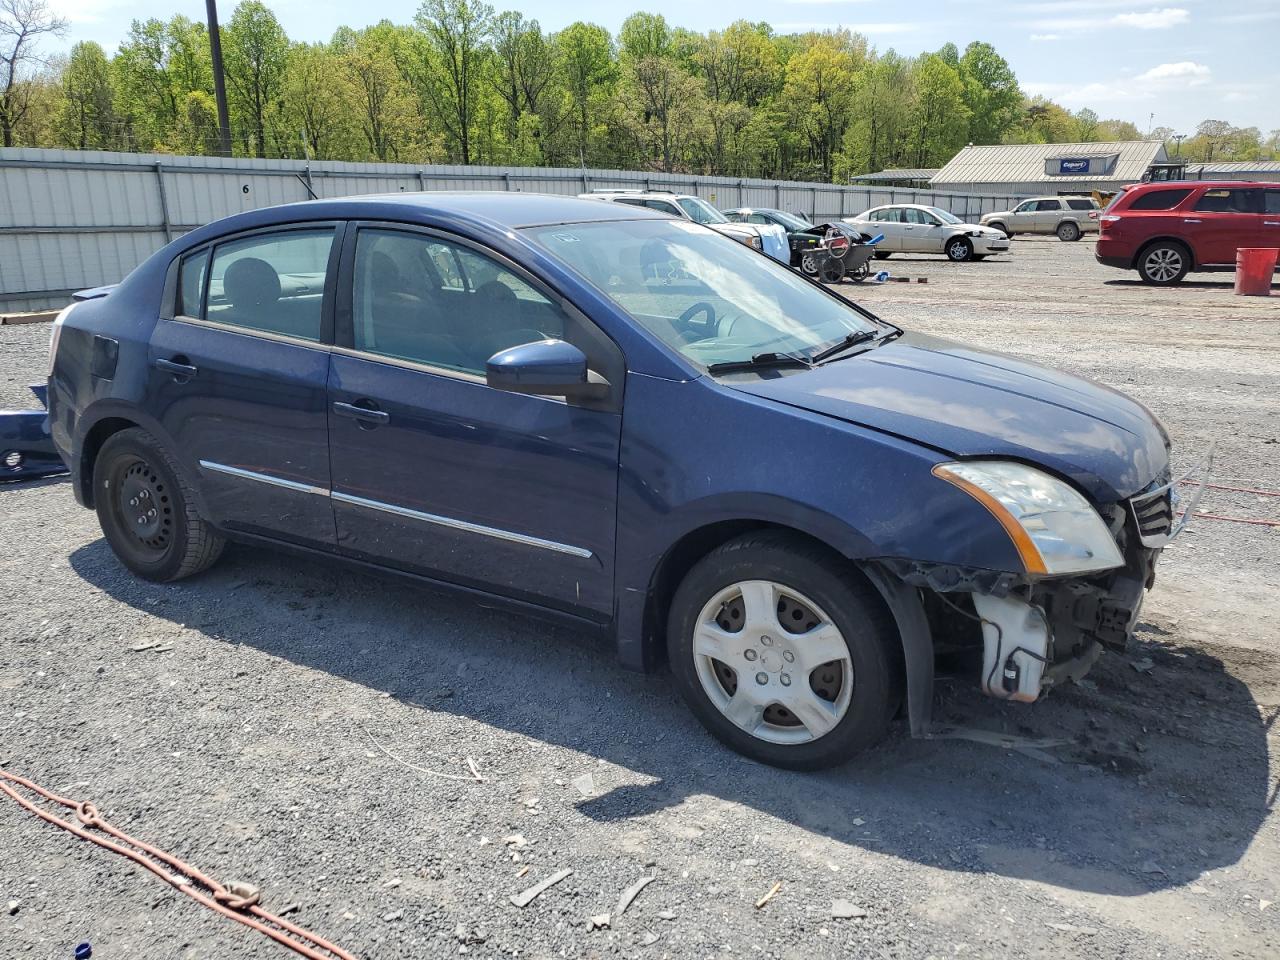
[223,257,281,309]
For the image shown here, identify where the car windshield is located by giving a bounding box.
[677,197,730,225]
[525,219,880,369]
[927,207,963,224]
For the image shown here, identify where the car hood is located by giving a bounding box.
[732,332,1168,502]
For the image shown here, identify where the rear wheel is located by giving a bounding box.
[873,251,892,260]
[1057,221,1081,242]
[94,428,225,582]
[1137,242,1189,285]
[667,533,897,770]
[987,221,1009,237]
[946,237,974,262]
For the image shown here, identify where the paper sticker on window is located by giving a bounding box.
[552,233,580,243]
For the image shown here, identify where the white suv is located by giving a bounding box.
[981,197,1100,241]
[580,190,790,264]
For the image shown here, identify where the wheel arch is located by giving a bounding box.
[76,406,208,518]
[636,519,929,733]
[1133,235,1196,270]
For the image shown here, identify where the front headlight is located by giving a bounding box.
[932,460,1123,577]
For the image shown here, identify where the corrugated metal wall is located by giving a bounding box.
[0,148,1025,311]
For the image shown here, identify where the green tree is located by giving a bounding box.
[114,17,211,151]
[490,11,557,156]
[618,12,670,62]
[413,0,494,164]
[783,36,858,180]
[907,53,968,167]
[280,41,349,158]
[1072,107,1099,142]
[55,41,117,149]
[223,0,289,157]
[958,41,1020,144]
[1,0,66,147]
[553,21,614,165]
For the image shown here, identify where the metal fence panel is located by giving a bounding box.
[1,147,1026,309]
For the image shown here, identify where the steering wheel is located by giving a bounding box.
[676,301,717,336]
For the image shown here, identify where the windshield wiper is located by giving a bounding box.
[706,351,813,375]
[809,330,878,364]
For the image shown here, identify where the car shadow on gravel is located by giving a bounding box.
[69,539,1271,898]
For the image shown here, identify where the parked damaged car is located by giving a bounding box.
[844,204,1010,261]
[723,209,879,280]
[47,193,1199,770]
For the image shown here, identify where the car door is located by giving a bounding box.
[902,207,943,252]
[1187,187,1265,265]
[148,223,340,547]
[867,208,905,251]
[326,224,624,618]
[1008,200,1038,233]
[1263,188,1280,246]
[1034,199,1064,232]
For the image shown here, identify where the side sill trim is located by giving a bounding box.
[198,460,330,497]
[331,490,594,560]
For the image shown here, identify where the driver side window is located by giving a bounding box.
[1014,201,1037,213]
[350,230,568,377]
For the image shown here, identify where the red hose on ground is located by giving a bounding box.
[0,768,359,960]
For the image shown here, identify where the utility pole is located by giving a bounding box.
[206,0,233,157]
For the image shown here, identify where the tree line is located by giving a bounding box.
[3,0,1277,181]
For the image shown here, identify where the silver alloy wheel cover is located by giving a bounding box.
[1145,247,1182,282]
[948,240,969,260]
[801,252,818,274]
[692,580,854,745]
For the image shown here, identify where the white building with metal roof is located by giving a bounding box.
[930,140,1169,196]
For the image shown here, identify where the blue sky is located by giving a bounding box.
[49,0,1277,136]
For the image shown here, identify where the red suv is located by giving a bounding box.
[1095,181,1280,284]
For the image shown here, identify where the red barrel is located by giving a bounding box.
[1235,247,1278,296]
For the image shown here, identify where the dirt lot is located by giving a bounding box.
[2,237,1278,960]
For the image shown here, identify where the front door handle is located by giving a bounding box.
[1183,218,1202,224]
[332,400,390,427]
[153,357,198,380]
[1264,221,1280,226]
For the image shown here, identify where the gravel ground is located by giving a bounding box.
[2,237,1278,960]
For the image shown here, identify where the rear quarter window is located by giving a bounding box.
[1126,189,1193,211]
[1065,198,1096,211]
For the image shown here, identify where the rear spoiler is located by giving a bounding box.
[71,284,117,302]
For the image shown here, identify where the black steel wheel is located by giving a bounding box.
[94,428,225,581]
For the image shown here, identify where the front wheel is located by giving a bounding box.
[667,533,898,770]
[1137,242,1189,285]
[94,428,225,582]
[799,251,819,276]
[946,237,974,262]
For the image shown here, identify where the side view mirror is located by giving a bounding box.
[486,339,609,401]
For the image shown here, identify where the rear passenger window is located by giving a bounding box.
[1035,200,1062,211]
[178,249,208,318]
[1193,188,1262,214]
[203,229,335,341]
[1066,198,1095,210]
[1127,189,1192,211]
[351,229,571,376]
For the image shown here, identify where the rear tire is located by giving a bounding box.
[1057,221,1081,242]
[873,251,891,260]
[1137,241,1190,285]
[987,221,1009,237]
[667,532,898,770]
[93,428,225,582]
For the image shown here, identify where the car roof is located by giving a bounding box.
[585,190,695,201]
[1128,180,1275,190]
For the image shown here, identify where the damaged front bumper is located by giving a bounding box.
[0,383,68,482]
[885,453,1211,706]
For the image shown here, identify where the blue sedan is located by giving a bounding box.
[48,193,1180,769]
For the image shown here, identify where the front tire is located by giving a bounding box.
[667,532,897,770]
[1137,241,1189,285]
[946,237,974,262]
[94,428,225,582]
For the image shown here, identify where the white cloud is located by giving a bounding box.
[1028,7,1191,32]
[1135,61,1211,85]
[1030,33,1062,41]
[782,0,874,4]
[1024,60,1211,107]
[1112,8,1191,29]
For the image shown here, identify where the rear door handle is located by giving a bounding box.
[1264,221,1280,226]
[153,357,198,379]
[332,400,390,426]
[1182,218,1202,224]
